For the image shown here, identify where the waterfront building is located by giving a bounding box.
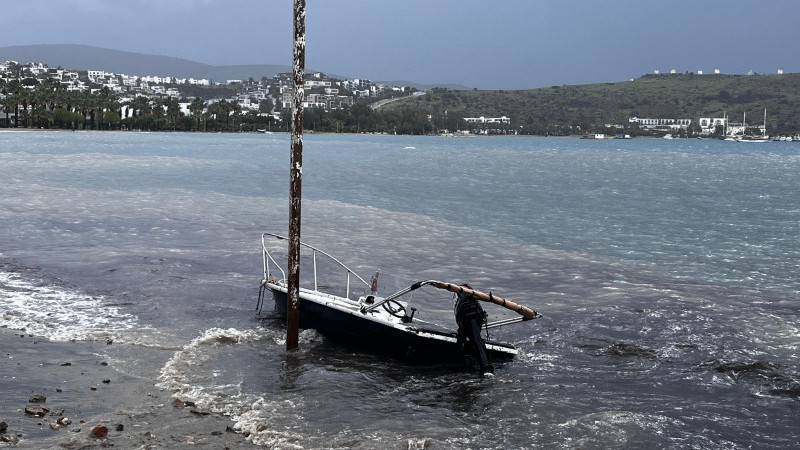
[464,116,511,124]
[628,117,691,130]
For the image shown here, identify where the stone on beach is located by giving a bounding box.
[28,394,46,403]
[91,423,109,438]
[24,405,49,417]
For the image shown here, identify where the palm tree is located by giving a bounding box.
[163,97,182,130]
[0,94,17,127]
[188,97,205,131]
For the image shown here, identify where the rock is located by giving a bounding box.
[91,423,108,438]
[57,417,72,426]
[189,409,209,416]
[56,388,62,393]
[102,379,111,384]
[211,431,222,436]
[172,399,186,408]
[28,394,46,403]
[100,362,108,366]
[24,405,48,417]
[1,434,19,444]
[115,424,123,431]
[0,420,7,432]
[49,422,62,430]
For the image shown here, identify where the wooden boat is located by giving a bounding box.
[258,233,540,374]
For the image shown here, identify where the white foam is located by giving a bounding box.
[156,327,306,449]
[0,270,141,342]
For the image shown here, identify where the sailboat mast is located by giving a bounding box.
[724,111,727,136]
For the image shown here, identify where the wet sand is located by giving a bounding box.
[0,328,253,448]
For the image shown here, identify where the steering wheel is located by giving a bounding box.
[382,299,407,318]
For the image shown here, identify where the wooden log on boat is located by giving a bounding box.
[430,281,538,319]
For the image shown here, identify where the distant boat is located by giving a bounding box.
[613,134,632,139]
[440,132,475,138]
[663,134,674,139]
[257,129,273,134]
[580,134,607,140]
[736,109,769,143]
[736,136,769,143]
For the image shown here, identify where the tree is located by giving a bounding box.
[163,97,182,130]
[188,97,206,131]
[0,94,17,127]
[259,98,273,114]
[102,110,121,129]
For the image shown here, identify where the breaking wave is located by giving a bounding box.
[0,268,141,342]
[156,326,323,449]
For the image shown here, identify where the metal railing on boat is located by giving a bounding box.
[261,232,370,300]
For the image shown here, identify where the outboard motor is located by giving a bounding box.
[454,286,493,375]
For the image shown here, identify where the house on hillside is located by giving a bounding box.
[698,117,728,135]
[464,116,511,124]
[629,117,691,131]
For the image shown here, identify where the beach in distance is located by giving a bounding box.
[2,131,799,448]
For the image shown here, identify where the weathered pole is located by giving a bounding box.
[287,0,305,350]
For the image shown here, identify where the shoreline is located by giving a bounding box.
[0,127,704,138]
[0,328,252,448]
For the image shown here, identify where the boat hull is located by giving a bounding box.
[270,287,517,365]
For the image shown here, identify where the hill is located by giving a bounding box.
[0,44,290,82]
[0,44,452,88]
[382,73,800,135]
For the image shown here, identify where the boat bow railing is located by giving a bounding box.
[261,232,370,300]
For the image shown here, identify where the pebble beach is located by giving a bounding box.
[1,328,252,448]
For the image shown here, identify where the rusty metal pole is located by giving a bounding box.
[287,0,305,350]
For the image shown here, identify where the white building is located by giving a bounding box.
[464,116,511,124]
[629,117,691,130]
[304,80,332,88]
[87,70,115,82]
[698,117,728,134]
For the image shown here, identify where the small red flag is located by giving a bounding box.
[370,271,379,293]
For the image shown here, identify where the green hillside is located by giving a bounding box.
[382,73,800,135]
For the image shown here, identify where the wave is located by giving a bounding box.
[704,359,800,399]
[0,268,141,342]
[156,326,323,449]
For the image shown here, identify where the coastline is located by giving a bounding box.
[0,128,678,138]
[0,328,252,448]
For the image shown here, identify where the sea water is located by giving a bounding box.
[1,131,798,448]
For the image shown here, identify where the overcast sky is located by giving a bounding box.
[2,0,800,89]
